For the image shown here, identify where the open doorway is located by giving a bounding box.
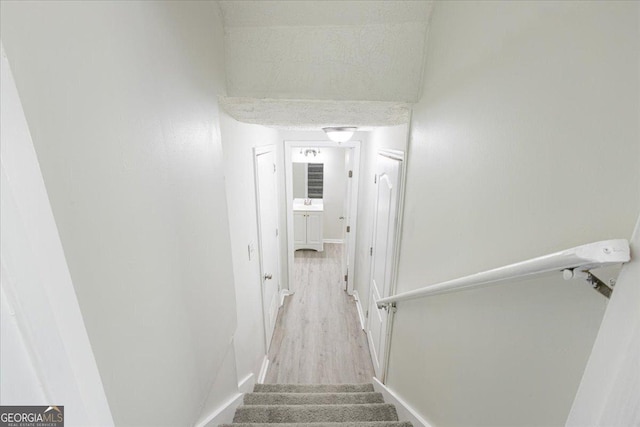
[284,140,361,295]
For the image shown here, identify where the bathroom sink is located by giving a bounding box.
[293,198,323,211]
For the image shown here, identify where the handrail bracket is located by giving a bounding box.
[378,301,397,312]
[562,268,614,299]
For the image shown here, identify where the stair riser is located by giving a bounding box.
[244,392,384,405]
[253,384,375,393]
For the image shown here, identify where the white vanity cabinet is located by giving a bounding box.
[293,200,324,252]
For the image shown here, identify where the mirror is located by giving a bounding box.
[292,163,306,198]
[292,162,324,199]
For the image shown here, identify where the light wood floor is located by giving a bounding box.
[265,244,374,384]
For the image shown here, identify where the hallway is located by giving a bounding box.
[3,2,639,426]
[265,244,374,383]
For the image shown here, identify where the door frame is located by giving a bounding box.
[365,148,407,383]
[253,145,282,352]
[284,140,361,294]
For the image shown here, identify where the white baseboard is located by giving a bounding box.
[372,378,433,427]
[257,356,269,384]
[279,289,293,307]
[195,392,243,427]
[238,373,255,394]
[323,239,344,244]
[352,290,366,331]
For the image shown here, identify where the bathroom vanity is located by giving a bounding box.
[293,198,323,251]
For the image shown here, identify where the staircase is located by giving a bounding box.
[222,383,412,426]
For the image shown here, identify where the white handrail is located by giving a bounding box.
[377,239,630,308]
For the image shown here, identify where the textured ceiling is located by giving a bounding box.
[218,0,432,128]
[220,97,411,130]
[219,1,432,27]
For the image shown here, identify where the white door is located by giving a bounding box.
[367,150,403,379]
[254,146,281,350]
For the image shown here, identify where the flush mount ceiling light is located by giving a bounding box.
[323,127,357,143]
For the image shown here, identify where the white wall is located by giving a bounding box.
[353,124,409,311]
[219,111,280,388]
[1,2,240,426]
[388,2,640,426]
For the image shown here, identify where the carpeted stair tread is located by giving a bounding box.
[220,422,413,427]
[225,384,412,427]
[253,384,375,393]
[244,392,384,405]
[233,403,398,423]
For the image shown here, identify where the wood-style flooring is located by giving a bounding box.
[265,244,374,384]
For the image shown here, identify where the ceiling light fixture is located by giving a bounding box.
[300,148,320,157]
[322,127,357,143]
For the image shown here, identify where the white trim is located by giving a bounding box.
[346,144,360,295]
[284,140,361,295]
[372,378,433,427]
[352,290,366,330]
[279,289,293,307]
[323,238,344,244]
[378,148,406,161]
[257,356,269,384]
[194,392,243,427]
[254,145,274,156]
[0,44,113,425]
[238,373,254,394]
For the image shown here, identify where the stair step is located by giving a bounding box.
[253,384,375,394]
[221,423,413,427]
[244,392,384,405]
[233,404,398,423]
